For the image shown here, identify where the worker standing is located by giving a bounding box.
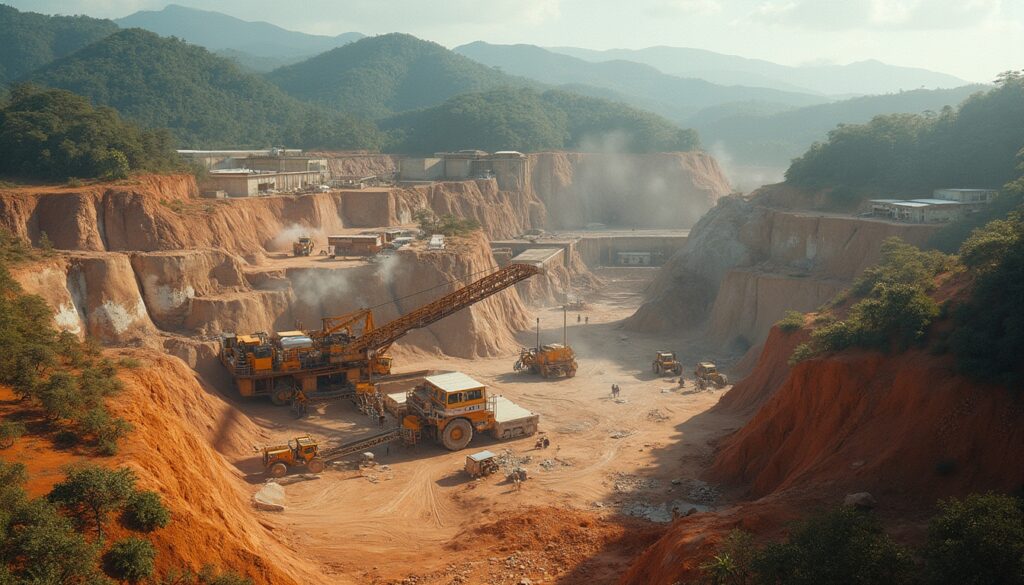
[585,316,589,325]
[577,314,581,323]
[378,413,386,429]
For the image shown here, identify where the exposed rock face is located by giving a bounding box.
[524,151,730,230]
[626,195,942,348]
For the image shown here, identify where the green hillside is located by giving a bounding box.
[785,73,1024,197]
[693,85,987,168]
[267,33,534,119]
[0,4,118,86]
[383,87,700,154]
[25,28,382,149]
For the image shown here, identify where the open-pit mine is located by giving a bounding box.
[2,149,1020,585]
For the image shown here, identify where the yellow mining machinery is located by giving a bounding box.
[219,262,541,404]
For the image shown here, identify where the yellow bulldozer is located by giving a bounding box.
[515,344,577,378]
[293,236,314,257]
[694,362,728,390]
[652,351,682,376]
[262,435,325,477]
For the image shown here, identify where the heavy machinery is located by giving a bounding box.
[293,236,314,257]
[219,262,541,404]
[513,309,577,378]
[387,372,538,450]
[262,435,325,477]
[652,351,682,376]
[515,344,577,378]
[695,362,728,390]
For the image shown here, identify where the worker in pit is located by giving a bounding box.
[292,390,308,418]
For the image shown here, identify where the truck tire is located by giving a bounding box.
[307,459,325,473]
[442,419,473,451]
[270,388,293,406]
[268,462,288,478]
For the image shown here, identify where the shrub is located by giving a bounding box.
[413,208,482,237]
[923,493,1024,585]
[48,464,136,539]
[0,420,26,448]
[699,529,756,585]
[788,342,819,365]
[776,311,805,332]
[118,357,142,369]
[124,490,170,532]
[80,407,133,456]
[751,507,911,585]
[104,537,156,583]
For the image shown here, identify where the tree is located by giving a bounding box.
[124,490,171,532]
[104,537,156,583]
[4,498,102,584]
[48,464,136,539]
[751,507,912,585]
[923,493,1024,585]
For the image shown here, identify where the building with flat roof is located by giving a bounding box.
[328,234,383,256]
[933,188,997,203]
[869,198,966,223]
[205,168,328,197]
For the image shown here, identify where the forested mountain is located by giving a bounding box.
[267,34,536,120]
[0,85,180,180]
[785,72,1024,197]
[550,46,969,96]
[454,41,825,122]
[382,88,700,154]
[24,29,382,149]
[115,4,363,59]
[694,85,986,168]
[0,4,118,86]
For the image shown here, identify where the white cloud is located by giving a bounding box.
[649,0,723,16]
[751,0,1003,30]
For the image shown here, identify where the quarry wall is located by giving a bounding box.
[626,196,942,348]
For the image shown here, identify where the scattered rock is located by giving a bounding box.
[274,473,320,486]
[609,429,636,439]
[253,482,285,511]
[646,409,669,422]
[844,492,877,510]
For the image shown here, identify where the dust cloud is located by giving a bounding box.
[267,223,324,253]
[709,141,785,193]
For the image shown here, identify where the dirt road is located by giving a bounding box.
[231,267,741,584]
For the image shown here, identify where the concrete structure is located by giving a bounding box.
[617,252,652,266]
[328,234,383,256]
[934,188,997,204]
[510,247,564,269]
[237,156,327,174]
[398,150,527,189]
[204,169,328,197]
[177,148,303,170]
[870,198,967,223]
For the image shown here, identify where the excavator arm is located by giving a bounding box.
[341,262,540,358]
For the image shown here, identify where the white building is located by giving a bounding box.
[933,189,997,204]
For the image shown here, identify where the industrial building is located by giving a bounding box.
[204,168,329,197]
[869,187,996,223]
[398,150,526,189]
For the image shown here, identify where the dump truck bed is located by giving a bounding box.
[384,391,408,417]
[490,395,539,440]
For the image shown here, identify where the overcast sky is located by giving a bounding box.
[10,0,1023,82]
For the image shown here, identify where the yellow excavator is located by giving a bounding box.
[219,262,542,404]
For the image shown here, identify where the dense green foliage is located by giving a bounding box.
[124,490,171,532]
[0,85,180,180]
[268,33,527,120]
[0,461,104,584]
[923,493,1024,585]
[0,229,131,453]
[700,508,911,585]
[790,238,949,363]
[27,29,383,149]
[701,496,1024,585]
[104,537,155,583]
[949,209,1024,386]
[384,88,700,154]
[786,72,1024,202]
[0,4,117,87]
[775,310,805,332]
[48,464,137,539]
[412,208,482,237]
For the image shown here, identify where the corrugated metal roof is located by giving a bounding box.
[424,372,484,393]
[909,199,963,205]
[468,450,496,462]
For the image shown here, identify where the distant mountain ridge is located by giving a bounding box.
[454,41,826,123]
[114,4,363,71]
[267,34,539,119]
[548,45,970,96]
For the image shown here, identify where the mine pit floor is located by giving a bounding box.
[221,267,742,585]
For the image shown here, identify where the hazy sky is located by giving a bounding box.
[10,0,1023,82]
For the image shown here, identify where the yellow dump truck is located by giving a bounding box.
[695,362,729,390]
[652,351,682,376]
[293,236,314,257]
[387,372,539,450]
[262,435,325,477]
[515,344,577,378]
